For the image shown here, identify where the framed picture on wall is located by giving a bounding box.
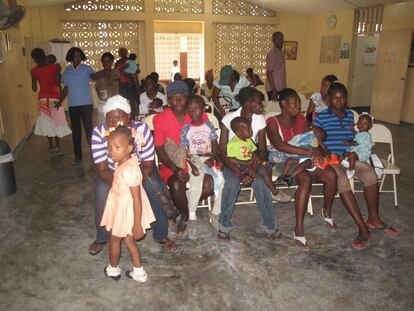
[284,41,298,60]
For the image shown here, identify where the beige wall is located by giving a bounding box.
[303,10,354,93]
[381,1,414,123]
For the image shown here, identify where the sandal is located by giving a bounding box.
[293,233,309,251]
[351,236,369,250]
[89,241,106,256]
[217,230,230,242]
[270,230,284,242]
[366,223,400,236]
[320,209,337,232]
[175,221,187,236]
[157,237,177,253]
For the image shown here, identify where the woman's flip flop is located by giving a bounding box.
[367,223,401,236]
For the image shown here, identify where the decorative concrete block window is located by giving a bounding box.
[154,0,203,14]
[64,0,144,12]
[62,21,141,69]
[212,0,275,17]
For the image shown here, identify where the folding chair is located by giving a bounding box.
[371,123,400,207]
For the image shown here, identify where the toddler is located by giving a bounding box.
[227,117,291,203]
[342,113,373,178]
[180,96,222,234]
[124,53,138,75]
[101,125,155,283]
[148,98,164,115]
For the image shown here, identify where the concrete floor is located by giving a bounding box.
[1,121,413,311]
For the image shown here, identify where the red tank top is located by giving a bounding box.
[266,114,307,142]
[31,64,61,99]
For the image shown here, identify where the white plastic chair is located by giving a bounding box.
[350,109,359,123]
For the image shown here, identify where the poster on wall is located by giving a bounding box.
[363,44,377,65]
[340,42,350,59]
[284,41,298,60]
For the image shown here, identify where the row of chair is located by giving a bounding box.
[142,109,400,216]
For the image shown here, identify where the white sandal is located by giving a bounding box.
[320,209,337,232]
[293,233,309,251]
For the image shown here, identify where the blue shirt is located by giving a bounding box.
[63,64,95,107]
[313,108,355,156]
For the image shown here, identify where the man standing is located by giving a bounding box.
[265,32,286,101]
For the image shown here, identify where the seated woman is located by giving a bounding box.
[90,95,176,255]
[266,88,338,251]
[218,86,286,242]
[313,82,400,250]
[153,81,214,235]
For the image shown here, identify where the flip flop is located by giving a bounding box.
[293,233,309,252]
[88,241,106,256]
[367,223,401,236]
[320,209,337,232]
[217,230,230,242]
[351,236,369,251]
[175,221,187,236]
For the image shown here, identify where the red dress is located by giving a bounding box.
[31,64,61,99]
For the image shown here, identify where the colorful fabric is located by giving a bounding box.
[31,64,61,99]
[62,63,94,107]
[100,156,155,238]
[265,46,286,93]
[227,136,257,161]
[349,131,372,161]
[180,121,218,156]
[313,107,355,156]
[91,120,154,172]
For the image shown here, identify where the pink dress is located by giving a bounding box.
[101,156,155,238]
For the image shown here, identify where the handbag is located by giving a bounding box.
[368,153,384,179]
[144,175,177,220]
[164,138,187,169]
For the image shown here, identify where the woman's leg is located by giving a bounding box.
[124,235,142,268]
[168,175,189,223]
[69,106,83,160]
[109,234,122,267]
[47,137,54,150]
[353,161,386,227]
[312,167,337,219]
[331,165,370,238]
[200,173,214,200]
[294,171,312,237]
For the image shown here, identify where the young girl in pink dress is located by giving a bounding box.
[101,125,155,283]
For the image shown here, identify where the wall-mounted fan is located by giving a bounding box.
[0,1,25,31]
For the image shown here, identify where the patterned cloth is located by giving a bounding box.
[214,76,250,110]
[180,121,218,156]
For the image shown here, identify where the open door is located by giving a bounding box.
[371,29,412,124]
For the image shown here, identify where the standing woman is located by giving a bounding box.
[30,48,71,154]
[58,47,95,164]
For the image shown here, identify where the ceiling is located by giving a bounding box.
[21,0,413,15]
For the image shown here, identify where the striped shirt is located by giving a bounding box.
[313,108,355,156]
[91,120,155,171]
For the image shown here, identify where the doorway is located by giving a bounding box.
[349,34,379,108]
[153,21,204,82]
